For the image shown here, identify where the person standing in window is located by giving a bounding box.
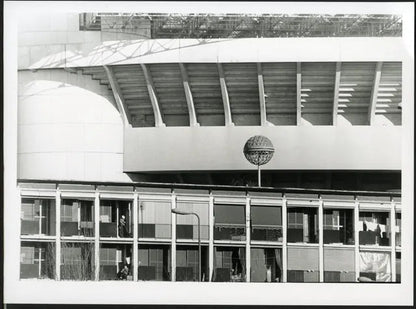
[119,215,129,237]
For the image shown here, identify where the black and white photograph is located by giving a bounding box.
[3,1,414,306]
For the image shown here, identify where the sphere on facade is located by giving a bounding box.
[243,135,275,166]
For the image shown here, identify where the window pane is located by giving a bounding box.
[251,206,282,241]
[176,246,208,281]
[213,247,246,282]
[176,202,209,240]
[61,243,94,280]
[359,251,391,282]
[396,252,401,282]
[287,247,319,282]
[99,200,132,238]
[214,204,245,225]
[99,244,133,281]
[323,209,354,245]
[139,201,171,239]
[395,213,401,247]
[359,212,390,246]
[324,247,355,282]
[250,248,282,282]
[138,245,171,281]
[20,242,55,279]
[214,204,246,240]
[287,207,318,243]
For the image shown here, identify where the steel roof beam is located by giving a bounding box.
[296,62,302,125]
[257,63,269,126]
[368,62,383,125]
[332,62,342,126]
[179,63,199,127]
[217,63,234,127]
[103,65,131,127]
[140,63,165,127]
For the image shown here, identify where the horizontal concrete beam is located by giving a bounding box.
[24,38,407,70]
[124,126,401,172]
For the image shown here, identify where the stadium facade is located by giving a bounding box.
[15,12,405,284]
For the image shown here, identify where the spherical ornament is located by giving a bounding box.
[243,135,275,166]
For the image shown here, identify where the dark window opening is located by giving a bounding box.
[251,206,283,242]
[100,200,133,238]
[100,244,133,280]
[323,209,354,245]
[138,245,171,281]
[214,204,246,241]
[61,199,94,237]
[359,212,390,246]
[213,247,246,282]
[250,248,282,282]
[20,242,55,279]
[287,207,318,243]
[21,198,56,236]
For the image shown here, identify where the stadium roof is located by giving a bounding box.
[80,13,402,38]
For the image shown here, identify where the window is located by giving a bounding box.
[176,202,209,240]
[396,252,401,282]
[20,242,55,279]
[61,243,94,280]
[99,244,133,280]
[323,209,354,244]
[176,245,209,281]
[359,251,391,282]
[359,211,390,246]
[395,212,401,247]
[287,207,318,243]
[213,247,246,282]
[138,201,171,239]
[323,247,355,282]
[214,204,246,241]
[138,245,171,281]
[287,247,319,282]
[100,200,132,238]
[251,206,282,242]
[250,248,282,282]
[21,198,55,236]
[61,199,94,237]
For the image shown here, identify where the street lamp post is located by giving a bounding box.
[171,208,201,282]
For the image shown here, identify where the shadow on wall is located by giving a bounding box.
[28,38,233,70]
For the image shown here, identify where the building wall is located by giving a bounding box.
[18,69,130,182]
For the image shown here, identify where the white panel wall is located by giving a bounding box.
[124,125,401,172]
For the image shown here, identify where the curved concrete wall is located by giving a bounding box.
[18,69,131,182]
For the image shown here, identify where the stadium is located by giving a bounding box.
[9,10,409,289]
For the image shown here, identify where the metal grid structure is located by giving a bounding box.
[79,13,402,38]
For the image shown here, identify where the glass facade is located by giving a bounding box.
[19,184,402,283]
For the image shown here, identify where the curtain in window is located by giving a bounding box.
[274,249,282,281]
[359,251,391,282]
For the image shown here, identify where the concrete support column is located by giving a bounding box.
[318,196,324,283]
[133,190,139,281]
[282,194,287,283]
[55,186,61,281]
[208,191,214,282]
[94,190,100,281]
[245,193,251,282]
[171,190,176,282]
[354,197,360,281]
